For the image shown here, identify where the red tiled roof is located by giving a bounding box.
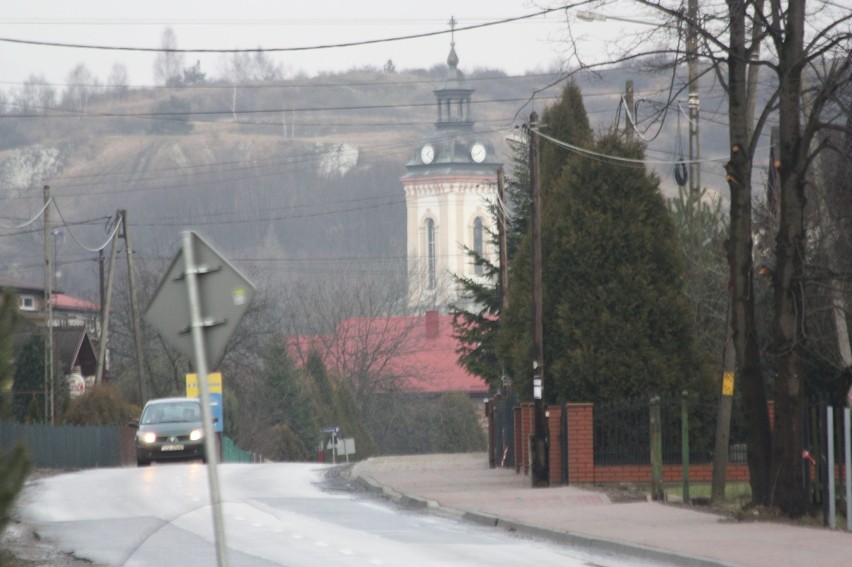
[1,276,99,312]
[52,293,99,311]
[288,312,488,396]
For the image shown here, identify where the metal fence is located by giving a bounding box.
[0,421,123,468]
[0,421,262,468]
[222,436,265,463]
[593,395,750,466]
[491,390,516,468]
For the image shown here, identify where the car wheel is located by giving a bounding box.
[137,458,151,467]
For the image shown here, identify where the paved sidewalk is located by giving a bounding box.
[349,453,851,567]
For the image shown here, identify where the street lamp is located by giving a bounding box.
[576,11,672,27]
[576,5,700,195]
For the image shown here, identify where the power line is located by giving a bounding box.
[0,6,573,54]
[2,94,564,120]
[0,198,51,230]
[533,127,731,167]
[0,70,573,91]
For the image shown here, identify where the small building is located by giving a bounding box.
[2,275,102,394]
[0,275,100,335]
[289,310,488,401]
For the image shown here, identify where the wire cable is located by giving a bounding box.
[52,199,120,252]
[0,6,575,54]
[533,127,730,166]
[0,198,52,230]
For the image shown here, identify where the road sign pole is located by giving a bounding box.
[182,231,229,567]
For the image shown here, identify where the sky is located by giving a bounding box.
[0,0,660,89]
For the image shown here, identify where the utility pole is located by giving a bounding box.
[712,302,736,503]
[96,214,119,384]
[687,0,701,198]
[624,80,634,142]
[120,210,147,402]
[497,167,509,311]
[528,112,548,487]
[43,185,54,423]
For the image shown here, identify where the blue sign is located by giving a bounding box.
[209,393,224,433]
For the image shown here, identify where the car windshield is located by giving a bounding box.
[142,402,200,424]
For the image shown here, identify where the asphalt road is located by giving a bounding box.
[12,462,659,567]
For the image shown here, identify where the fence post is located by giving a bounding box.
[827,406,835,529]
[681,390,690,504]
[845,407,851,532]
[650,395,664,501]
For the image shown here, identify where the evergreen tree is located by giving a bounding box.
[0,290,20,417]
[241,338,377,460]
[451,132,531,391]
[0,444,31,536]
[500,85,704,404]
[667,184,729,373]
[11,335,44,423]
[255,339,319,459]
[304,349,377,459]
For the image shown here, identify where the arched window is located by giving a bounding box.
[473,217,484,276]
[426,218,436,290]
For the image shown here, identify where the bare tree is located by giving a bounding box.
[218,51,282,84]
[557,0,851,514]
[11,79,37,114]
[107,62,130,100]
[153,27,185,87]
[283,263,417,415]
[12,75,54,114]
[62,64,96,115]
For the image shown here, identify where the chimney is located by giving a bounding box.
[425,310,439,339]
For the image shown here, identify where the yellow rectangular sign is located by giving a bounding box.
[186,372,223,397]
[721,371,735,396]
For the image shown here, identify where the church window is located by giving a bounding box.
[473,217,484,276]
[426,219,436,290]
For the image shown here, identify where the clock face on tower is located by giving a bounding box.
[470,142,487,163]
[421,144,435,164]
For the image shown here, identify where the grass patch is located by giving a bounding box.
[665,481,752,504]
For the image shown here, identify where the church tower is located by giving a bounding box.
[403,24,501,312]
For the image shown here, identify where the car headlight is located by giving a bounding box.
[141,432,157,444]
[189,429,203,441]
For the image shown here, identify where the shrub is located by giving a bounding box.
[61,384,138,426]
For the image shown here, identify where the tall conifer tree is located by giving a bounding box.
[500,84,703,403]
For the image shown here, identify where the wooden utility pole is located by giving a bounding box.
[687,0,701,197]
[711,319,736,503]
[43,185,54,423]
[96,214,120,384]
[497,167,509,311]
[528,112,548,487]
[624,80,634,142]
[120,210,147,402]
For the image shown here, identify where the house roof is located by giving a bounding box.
[0,275,99,312]
[289,311,488,397]
[10,322,96,374]
[52,293,99,312]
[0,275,43,294]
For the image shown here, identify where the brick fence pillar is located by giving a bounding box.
[547,405,562,484]
[567,402,594,483]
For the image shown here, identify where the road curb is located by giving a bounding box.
[350,468,738,567]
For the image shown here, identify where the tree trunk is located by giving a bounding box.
[769,0,809,516]
[725,0,772,504]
